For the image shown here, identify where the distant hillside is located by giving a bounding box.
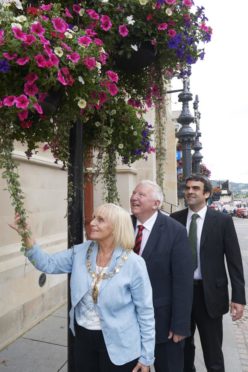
[211,180,248,193]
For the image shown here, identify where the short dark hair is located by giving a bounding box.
[185,174,212,195]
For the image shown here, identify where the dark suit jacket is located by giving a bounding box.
[132,211,193,343]
[170,207,246,318]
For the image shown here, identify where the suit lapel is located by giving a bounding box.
[200,207,217,247]
[142,212,163,260]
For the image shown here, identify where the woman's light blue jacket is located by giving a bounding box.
[26,241,155,366]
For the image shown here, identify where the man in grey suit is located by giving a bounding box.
[130,180,193,372]
[171,174,246,372]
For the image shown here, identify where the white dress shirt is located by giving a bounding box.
[135,211,158,255]
[186,206,207,279]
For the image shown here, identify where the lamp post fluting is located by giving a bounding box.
[192,95,203,174]
[176,77,195,180]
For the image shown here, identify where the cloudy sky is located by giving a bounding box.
[172,0,248,183]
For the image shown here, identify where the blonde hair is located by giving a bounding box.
[94,203,135,250]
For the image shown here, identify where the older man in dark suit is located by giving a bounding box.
[171,174,246,372]
[130,180,193,372]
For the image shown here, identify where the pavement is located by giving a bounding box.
[0,302,247,372]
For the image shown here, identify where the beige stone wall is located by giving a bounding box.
[0,145,68,350]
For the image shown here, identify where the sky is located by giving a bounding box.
[171,0,248,184]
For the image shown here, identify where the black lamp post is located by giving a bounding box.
[176,77,195,180]
[192,95,203,174]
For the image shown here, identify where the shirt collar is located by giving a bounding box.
[136,211,158,232]
[188,205,207,220]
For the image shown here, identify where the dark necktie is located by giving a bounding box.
[134,225,144,255]
[188,214,199,270]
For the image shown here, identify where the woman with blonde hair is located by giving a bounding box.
[11,203,155,372]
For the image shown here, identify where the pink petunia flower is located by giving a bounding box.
[118,24,129,37]
[12,27,27,41]
[65,8,73,18]
[182,0,193,7]
[18,110,29,121]
[3,52,17,60]
[3,96,16,107]
[47,54,59,67]
[165,0,176,4]
[24,34,36,45]
[86,9,100,20]
[57,67,74,86]
[78,35,92,47]
[52,17,68,33]
[72,4,81,14]
[24,82,39,96]
[16,57,30,65]
[35,54,48,68]
[168,29,177,38]
[39,35,51,46]
[98,91,107,105]
[67,52,80,63]
[60,41,72,52]
[40,4,53,11]
[105,81,118,96]
[100,15,112,31]
[98,52,108,65]
[93,38,103,46]
[33,103,43,114]
[158,23,168,31]
[83,56,96,70]
[106,70,119,83]
[25,73,38,84]
[30,22,45,36]
[15,95,30,109]
[86,28,97,37]
[0,30,5,45]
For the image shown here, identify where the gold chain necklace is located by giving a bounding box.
[86,242,130,304]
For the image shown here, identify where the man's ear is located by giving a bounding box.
[204,192,211,200]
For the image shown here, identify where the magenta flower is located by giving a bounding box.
[98,91,107,105]
[47,54,59,67]
[83,56,97,70]
[106,70,119,83]
[72,4,81,14]
[3,52,17,60]
[24,82,39,96]
[15,95,30,109]
[98,52,108,65]
[158,23,168,31]
[24,34,36,45]
[65,8,73,18]
[33,103,43,115]
[12,27,27,41]
[0,30,5,45]
[118,24,129,37]
[25,73,38,84]
[78,35,92,47]
[182,0,193,7]
[60,41,72,52]
[86,29,97,37]
[52,17,68,33]
[168,29,177,38]
[18,110,29,121]
[93,38,103,47]
[30,22,45,36]
[57,67,75,86]
[16,57,30,66]
[165,0,176,4]
[105,82,118,96]
[67,52,80,63]
[100,15,112,31]
[3,96,16,107]
[39,35,51,46]
[40,4,53,11]
[86,9,100,20]
[35,54,48,68]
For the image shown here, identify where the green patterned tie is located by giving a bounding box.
[189,214,199,270]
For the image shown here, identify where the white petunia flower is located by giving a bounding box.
[131,44,138,51]
[78,99,87,109]
[126,15,135,25]
[54,47,63,57]
[166,8,173,16]
[15,15,27,23]
[78,76,85,85]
